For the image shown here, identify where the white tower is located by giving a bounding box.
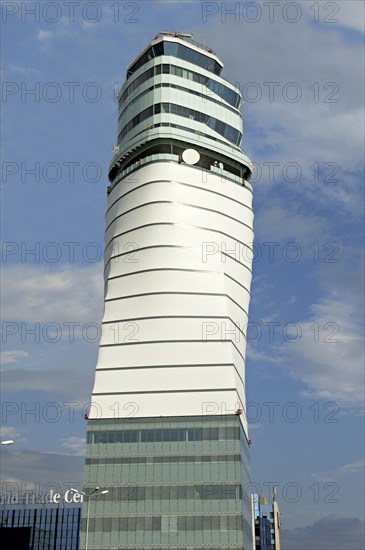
[83,33,255,549]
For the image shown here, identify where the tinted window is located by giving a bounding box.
[127,40,222,78]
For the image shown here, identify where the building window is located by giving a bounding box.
[120,63,239,108]
[88,425,239,444]
[119,102,241,146]
[126,41,222,79]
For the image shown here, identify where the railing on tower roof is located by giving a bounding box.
[155,32,216,56]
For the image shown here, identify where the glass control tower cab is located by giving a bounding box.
[82,32,255,549]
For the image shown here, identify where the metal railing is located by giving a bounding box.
[155,32,217,56]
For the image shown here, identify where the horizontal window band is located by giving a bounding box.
[86,424,242,446]
[104,244,253,275]
[98,339,245,363]
[85,454,241,464]
[104,221,254,260]
[83,514,244,533]
[116,120,245,161]
[119,81,241,120]
[86,453,240,459]
[106,267,251,297]
[105,199,253,234]
[120,61,239,109]
[119,102,241,146]
[103,294,249,318]
[126,42,222,81]
[84,482,242,489]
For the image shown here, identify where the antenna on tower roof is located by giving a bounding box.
[158,31,193,38]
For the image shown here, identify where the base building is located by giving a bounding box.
[0,502,80,549]
[82,32,255,549]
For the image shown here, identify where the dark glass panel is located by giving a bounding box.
[152,42,164,57]
[102,517,111,532]
[119,517,128,531]
[194,516,203,530]
[163,429,171,441]
[128,516,137,530]
[203,516,212,530]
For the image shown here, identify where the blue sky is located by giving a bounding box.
[1,1,364,547]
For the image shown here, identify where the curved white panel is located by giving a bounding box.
[90,161,254,440]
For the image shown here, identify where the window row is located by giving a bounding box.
[85,453,241,465]
[0,509,80,526]
[119,104,154,139]
[84,514,243,533]
[127,40,221,79]
[108,140,247,186]
[84,484,242,502]
[87,426,239,444]
[121,63,239,108]
[123,121,242,153]
[85,547,243,550]
[119,102,241,145]
[119,81,240,121]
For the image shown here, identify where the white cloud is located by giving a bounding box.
[320,0,365,33]
[81,20,97,30]
[1,365,94,401]
[338,460,365,474]
[0,426,21,439]
[281,293,364,407]
[1,263,103,323]
[60,436,86,456]
[198,8,364,214]
[312,459,365,482]
[36,30,54,42]
[0,449,83,488]
[8,64,41,76]
[0,350,29,364]
[0,426,27,445]
[246,346,279,364]
[281,514,365,549]
[255,200,328,242]
[0,263,101,400]
[249,244,364,408]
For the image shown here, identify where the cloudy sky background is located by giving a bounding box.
[1,1,364,547]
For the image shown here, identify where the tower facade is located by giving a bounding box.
[82,33,254,549]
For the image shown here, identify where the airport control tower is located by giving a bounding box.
[82,32,255,549]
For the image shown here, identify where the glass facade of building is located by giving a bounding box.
[83,415,252,548]
[0,506,81,549]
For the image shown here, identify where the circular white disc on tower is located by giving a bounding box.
[182,149,200,165]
